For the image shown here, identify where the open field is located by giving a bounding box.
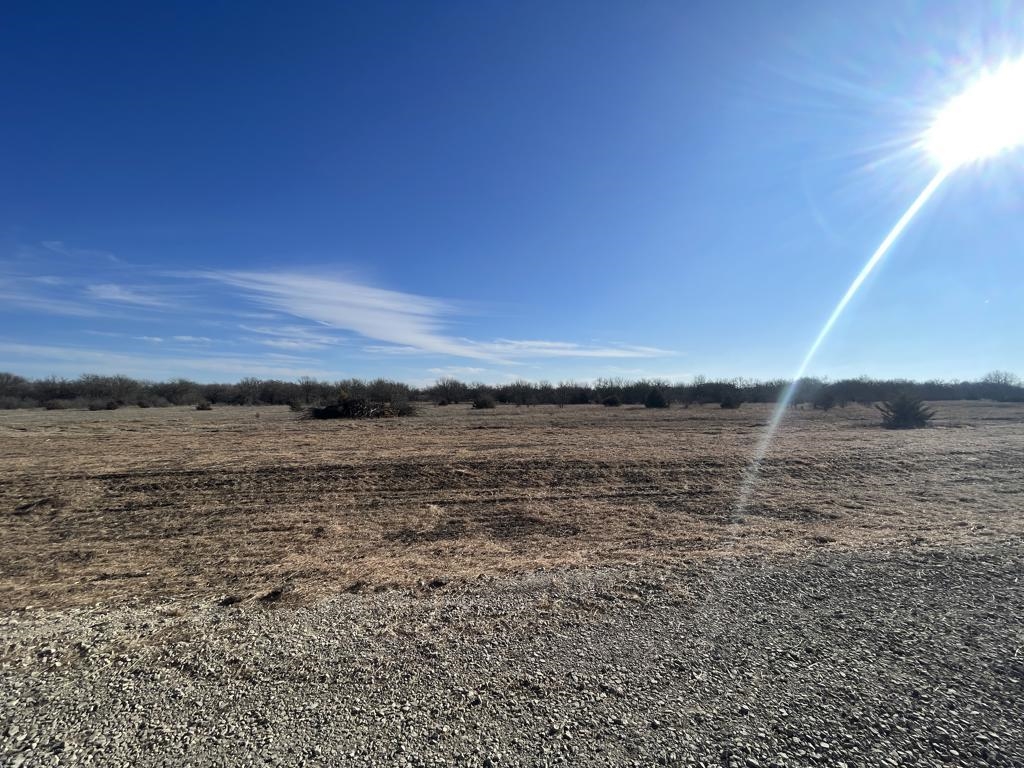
[1,401,1022,608]
[2,402,1023,766]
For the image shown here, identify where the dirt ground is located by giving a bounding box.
[1,401,1022,609]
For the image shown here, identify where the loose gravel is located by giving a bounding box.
[3,542,1022,767]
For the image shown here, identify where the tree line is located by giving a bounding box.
[0,370,1021,410]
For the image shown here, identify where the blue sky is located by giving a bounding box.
[2,1,1022,385]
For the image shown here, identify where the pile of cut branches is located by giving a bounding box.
[303,397,414,420]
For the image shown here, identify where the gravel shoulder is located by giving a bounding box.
[3,542,1023,767]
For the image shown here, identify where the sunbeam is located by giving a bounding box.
[734,167,950,515]
[735,54,1024,515]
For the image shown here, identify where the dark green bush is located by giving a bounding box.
[644,388,669,408]
[135,395,169,408]
[720,393,744,409]
[602,395,621,407]
[877,393,935,429]
[196,401,213,411]
[472,395,496,410]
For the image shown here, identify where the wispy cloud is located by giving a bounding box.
[363,344,433,355]
[0,342,327,380]
[239,323,343,350]
[85,283,170,308]
[0,290,104,317]
[86,331,165,343]
[428,366,488,376]
[42,241,120,263]
[8,248,674,370]
[199,271,472,355]
[472,339,672,359]
[197,271,673,362]
[172,335,212,343]
[253,338,330,350]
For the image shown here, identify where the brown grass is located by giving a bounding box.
[1,401,1021,608]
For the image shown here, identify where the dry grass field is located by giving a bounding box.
[2,400,1021,609]
[3,401,1024,767]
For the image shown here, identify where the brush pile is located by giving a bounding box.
[304,397,414,420]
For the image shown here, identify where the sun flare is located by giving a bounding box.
[925,57,1024,169]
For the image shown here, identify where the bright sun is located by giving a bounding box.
[925,57,1024,169]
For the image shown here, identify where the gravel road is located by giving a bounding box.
[3,543,1022,767]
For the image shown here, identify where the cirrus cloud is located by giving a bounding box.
[194,271,674,363]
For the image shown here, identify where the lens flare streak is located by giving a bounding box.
[734,168,950,515]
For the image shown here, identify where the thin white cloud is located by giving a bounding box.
[0,342,327,380]
[85,331,166,343]
[0,342,136,363]
[9,259,674,368]
[0,291,105,317]
[262,352,317,362]
[363,344,435,355]
[86,283,169,308]
[196,271,673,363]
[253,338,329,350]
[239,324,343,349]
[41,241,120,263]
[367,339,671,359]
[428,366,488,376]
[474,339,673,358]
[200,270,473,355]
